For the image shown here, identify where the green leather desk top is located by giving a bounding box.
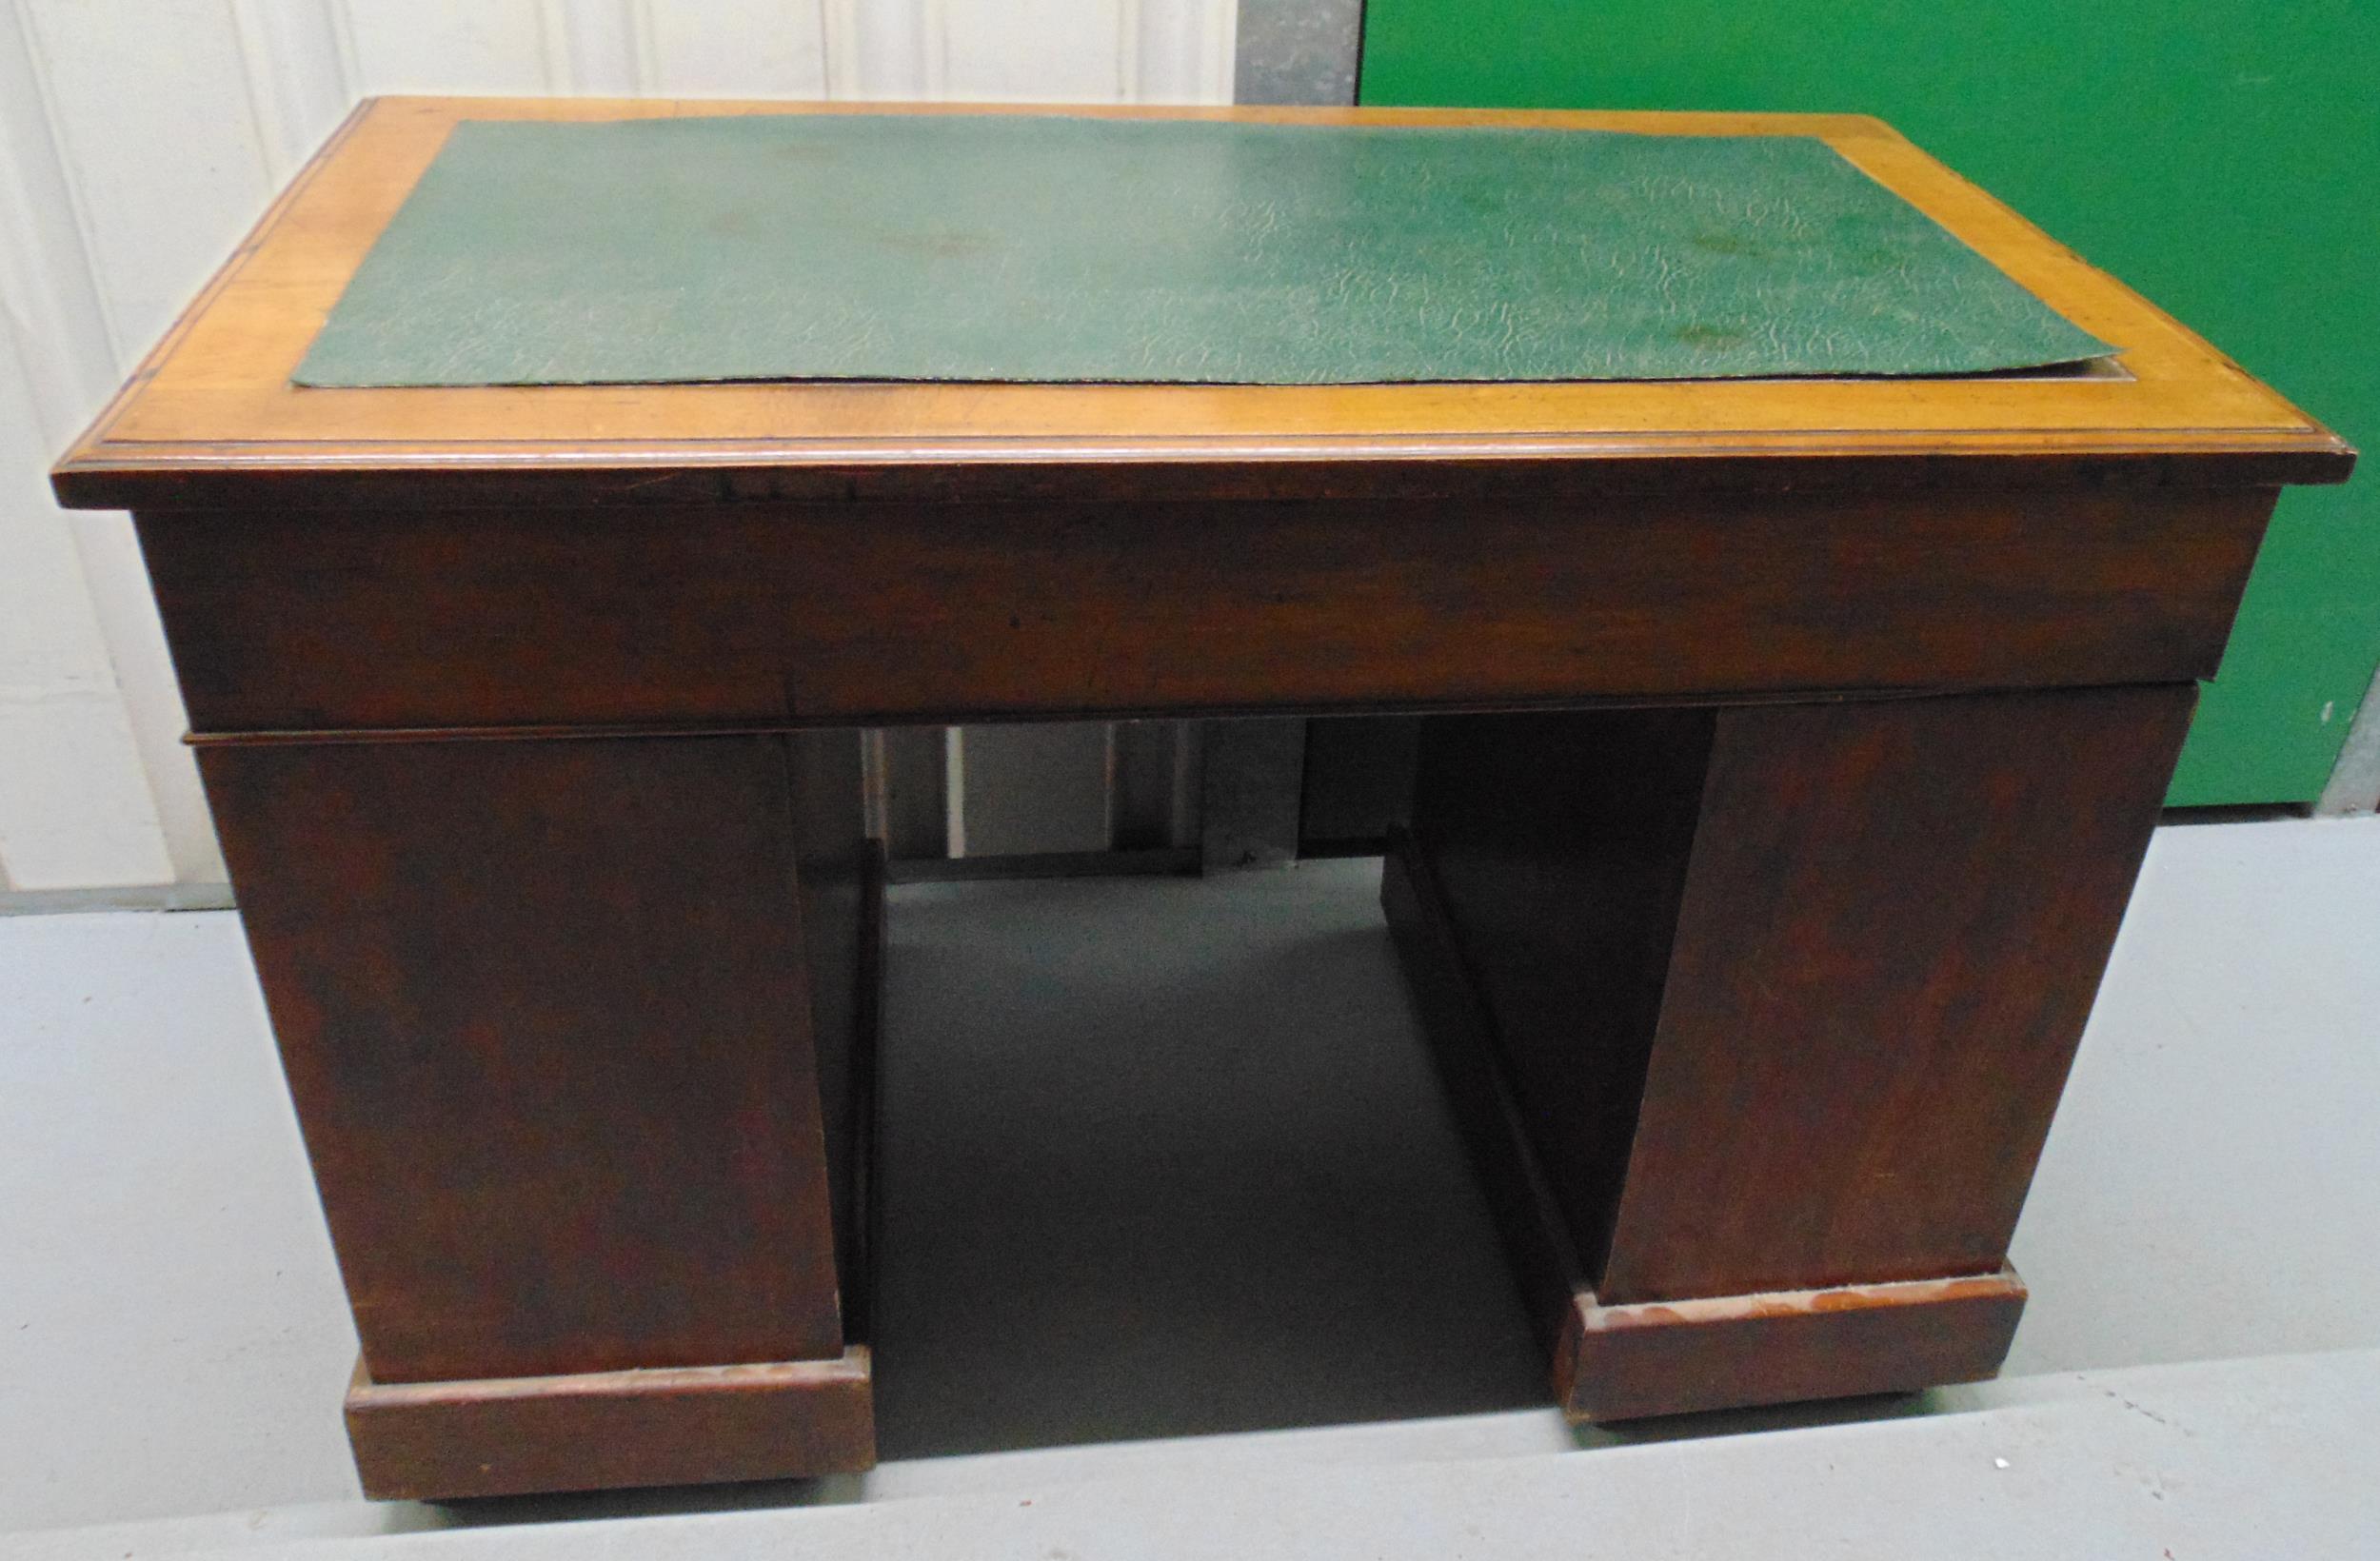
[295,113,2112,388]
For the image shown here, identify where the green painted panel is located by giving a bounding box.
[300,114,2108,388]
[1361,1,2379,803]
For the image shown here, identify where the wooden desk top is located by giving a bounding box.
[52,97,2351,510]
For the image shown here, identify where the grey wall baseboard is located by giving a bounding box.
[0,881,237,917]
[2314,662,2380,817]
[1200,718,1308,871]
[1236,0,1364,108]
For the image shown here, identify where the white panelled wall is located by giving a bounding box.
[0,0,1234,898]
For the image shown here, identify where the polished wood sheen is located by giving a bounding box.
[1384,827,2033,1420]
[790,732,874,1293]
[1407,710,1714,1283]
[1389,686,2192,1413]
[50,96,2354,1495]
[346,1352,875,1501]
[134,486,2272,736]
[199,735,852,1383]
[1600,686,2196,1302]
[50,98,2350,511]
[1557,1273,2031,1423]
[1405,688,2194,1308]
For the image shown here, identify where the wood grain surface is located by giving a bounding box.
[1380,828,1595,1356]
[63,94,2354,1480]
[346,1351,875,1500]
[136,486,2271,736]
[200,735,851,1383]
[50,97,2351,511]
[1398,688,2192,1317]
[1383,826,2031,1420]
[788,729,871,1301]
[1556,1271,2029,1422]
[1406,711,1714,1283]
[1599,684,2197,1301]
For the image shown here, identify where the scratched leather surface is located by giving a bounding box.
[295,114,2113,387]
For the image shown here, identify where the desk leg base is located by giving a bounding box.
[1557,1270,2025,1422]
[345,1349,876,1501]
[1383,828,2026,1422]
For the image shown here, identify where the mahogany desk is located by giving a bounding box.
[54,98,2352,1501]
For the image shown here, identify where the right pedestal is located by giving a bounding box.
[1384,685,2195,1420]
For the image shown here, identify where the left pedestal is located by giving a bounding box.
[198,732,881,1499]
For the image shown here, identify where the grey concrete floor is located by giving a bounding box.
[4,816,2379,1555]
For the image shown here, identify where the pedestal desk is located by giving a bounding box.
[52,98,2352,1500]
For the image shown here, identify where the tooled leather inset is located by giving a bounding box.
[296,114,2114,389]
